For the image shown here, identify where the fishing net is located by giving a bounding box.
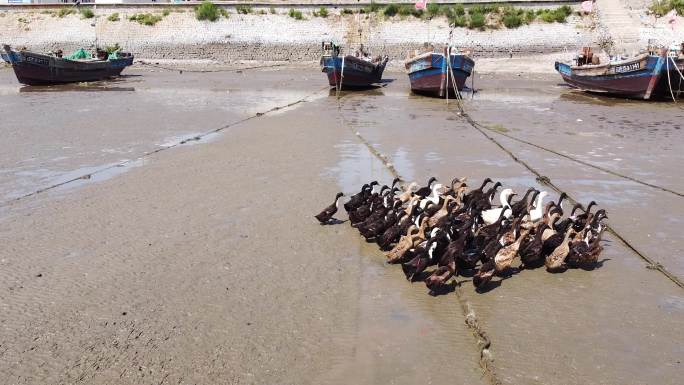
[65,48,91,60]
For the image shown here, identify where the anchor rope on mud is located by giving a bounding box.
[476,123,684,199]
[335,98,502,385]
[458,111,684,290]
[1,86,329,208]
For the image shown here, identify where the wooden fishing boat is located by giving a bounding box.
[652,45,684,100]
[554,48,666,100]
[320,42,389,88]
[405,47,475,97]
[2,45,134,86]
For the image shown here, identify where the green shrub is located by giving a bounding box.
[195,1,220,21]
[162,9,170,17]
[258,9,267,15]
[397,5,411,16]
[557,5,573,17]
[220,8,230,18]
[288,8,303,20]
[650,0,678,16]
[341,8,354,15]
[236,5,252,14]
[450,15,467,27]
[426,3,441,17]
[468,12,485,29]
[454,4,465,16]
[107,12,120,22]
[384,4,399,17]
[57,8,74,18]
[524,9,536,23]
[129,13,163,26]
[270,7,276,14]
[363,1,383,13]
[315,7,329,17]
[80,8,94,19]
[469,5,496,15]
[536,6,572,23]
[503,13,522,28]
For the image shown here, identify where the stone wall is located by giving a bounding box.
[0,7,596,64]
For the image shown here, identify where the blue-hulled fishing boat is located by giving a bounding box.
[320,42,389,89]
[554,48,666,100]
[405,47,474,97]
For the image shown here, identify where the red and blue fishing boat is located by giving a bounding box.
[405,47,475,97]
[2,45,134,86]
[554,49,666,100]
[320,42,389,89]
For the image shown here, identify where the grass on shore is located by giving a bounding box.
[236,5,252,15]
[289,8,304,20]
[195,1,229,21]
[57,8,75,18]
[313,7,329,18]
[650,0,684,16]
[107,13,120,22]
[79,8,94,19]
[128,13,164,26]
[327,2,574,30]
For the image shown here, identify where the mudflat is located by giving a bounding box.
[0,66,681,384]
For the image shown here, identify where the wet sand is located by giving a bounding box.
[0,65,682,384]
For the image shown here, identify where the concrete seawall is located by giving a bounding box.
[0,6,594,66]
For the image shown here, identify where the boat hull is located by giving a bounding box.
[2,48,134,86]
[405,52,474,97]
[652,56,684,99]
[554,55,664,100]
[321,55,388,88]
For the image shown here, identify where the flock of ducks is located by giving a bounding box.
[315,177,607,293]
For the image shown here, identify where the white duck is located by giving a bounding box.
[528,191,548,222]
[419,183,445,209]
[481,188,515,225]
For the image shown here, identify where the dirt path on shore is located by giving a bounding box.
[1,67,682,384]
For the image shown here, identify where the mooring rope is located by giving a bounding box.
[336,97,501,385]
[666,55,677,103]
[1,86,328,208]
[666,56,684,100]
[459,112,684,289]
[475,124,684,198]
[136,61,284,73]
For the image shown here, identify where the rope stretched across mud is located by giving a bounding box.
[477,124,684,198]
[459,111,684,289]
[1,86,328,208]
[337,100,503,385]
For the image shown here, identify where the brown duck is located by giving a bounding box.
[494,228,530,272]
[545,230,576,271]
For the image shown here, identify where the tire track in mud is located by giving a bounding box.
[0,86,329,209]
[336,100,502,385]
